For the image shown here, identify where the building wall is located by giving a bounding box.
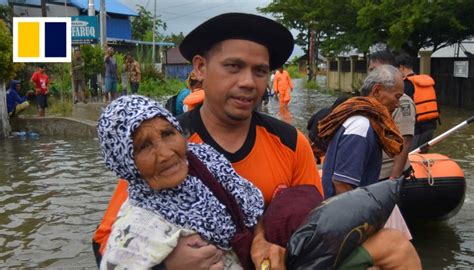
[106,17,131,40]
[164,64,193,81]
[14,5,79,17]
[431,58,474,110]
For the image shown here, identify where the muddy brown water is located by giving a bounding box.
[1,77,473,268]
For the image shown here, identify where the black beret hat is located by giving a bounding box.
[179,13,294,70]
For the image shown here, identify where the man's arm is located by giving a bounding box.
[362,229,421,269]
[390,95,416,179]
[389,135,413,179]
[136,62,141,82]
[333,180,355,195]
[286,72,293,90]
[164,234,224,270]
[273,74,279,94]
[30,73,36,85]
[251,220,286,270]
[292,130,324,195]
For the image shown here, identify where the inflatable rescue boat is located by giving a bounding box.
[400,153,466,221]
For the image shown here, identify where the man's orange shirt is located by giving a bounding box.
[182,109,323,204]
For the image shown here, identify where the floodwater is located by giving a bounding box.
[1,77,473,268]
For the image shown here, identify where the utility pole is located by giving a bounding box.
[88,0,95,16]
[41,0,47,17]
[307,29,314,81]
[152,0,157,64]
[100,0,106,48]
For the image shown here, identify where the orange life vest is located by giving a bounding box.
[183,89,205,111]
[406,75,439,122]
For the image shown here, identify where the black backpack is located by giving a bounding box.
[164,94,178,116]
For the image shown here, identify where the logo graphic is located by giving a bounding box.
[13,17,71,62]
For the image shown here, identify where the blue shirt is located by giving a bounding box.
[105,57,118,80]
[175,88,190,115]
[6,81,26,114]
[322,115,382,197]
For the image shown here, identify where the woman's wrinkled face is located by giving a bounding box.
[132,117,188,191]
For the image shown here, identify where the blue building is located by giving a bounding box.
[7,0,173,59]
[9,0,136,41]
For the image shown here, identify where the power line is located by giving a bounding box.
[165,2,233,21]
[161,0,197,10]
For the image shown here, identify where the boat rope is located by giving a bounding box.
[410,154,452,186]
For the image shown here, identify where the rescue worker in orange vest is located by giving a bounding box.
[395,53,440,153]
[183,85,205,111]
[273,66,293,107]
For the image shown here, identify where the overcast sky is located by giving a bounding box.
[121,0,304,57]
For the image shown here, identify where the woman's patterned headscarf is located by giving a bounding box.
[97,95,263,248]
[97,95,182,182]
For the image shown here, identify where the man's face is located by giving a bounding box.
[16,83,21,91]
[194,39,270,123]
[373,75,404,113]
[75,51,81,59]
[368,59,384,72]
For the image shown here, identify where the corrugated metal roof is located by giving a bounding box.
[107,37,175,47]
[74,0,137,16]
[13,0,137,16]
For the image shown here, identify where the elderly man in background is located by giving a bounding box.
[368,51,416,180]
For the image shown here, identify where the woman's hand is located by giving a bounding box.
[164,234,224,270]
[251,221,287,270]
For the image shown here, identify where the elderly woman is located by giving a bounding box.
[97,95,264,269]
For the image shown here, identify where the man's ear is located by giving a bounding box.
[371,83,382,97]
[192,55,206,81]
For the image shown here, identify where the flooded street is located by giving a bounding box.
[1,77,473,268]
[0,137,114,268]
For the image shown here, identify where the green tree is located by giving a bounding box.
[131,5,167,41]
[0,19,15,81]
[261,0,474,57]
[163,32,185,46]
[80,44,104,79]
[0,5,13,31]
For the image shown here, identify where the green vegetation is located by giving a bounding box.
[80,44,104,81]
[132,5,167,41]
[260,0,474,56]
[139,78,184,98]
[286,65,303,79]
[0,19,15,81]
[304,79,320,91]
[48,96,73,116]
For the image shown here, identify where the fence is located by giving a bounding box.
[327,57,367,93]
[431,58,474,110]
